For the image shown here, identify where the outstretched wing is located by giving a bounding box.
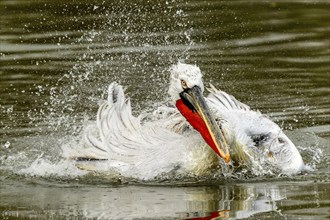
[64,82,184,166]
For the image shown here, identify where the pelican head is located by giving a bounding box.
[168,63,230,163]
[168,63,205,102]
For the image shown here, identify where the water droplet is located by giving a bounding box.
[3,141,10,149]
[6,106,13,113]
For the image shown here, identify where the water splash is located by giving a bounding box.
[43,0,197,137]
[18,157,87,178]
[1,1,328,185]
[1,1,199,183]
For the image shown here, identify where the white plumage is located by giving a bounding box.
[62,63,305,180]
[63,82,218,180]
[206,85,304,174]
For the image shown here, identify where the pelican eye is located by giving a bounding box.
[181,80,188,89]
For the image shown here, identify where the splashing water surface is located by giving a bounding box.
[0,0,329,219]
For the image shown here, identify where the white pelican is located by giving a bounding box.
[62,63,304,180]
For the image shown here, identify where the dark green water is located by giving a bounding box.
[1,0,329,219]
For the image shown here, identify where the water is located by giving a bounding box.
[1,0,329,219]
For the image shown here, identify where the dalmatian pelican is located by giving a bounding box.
[62,63,304,180]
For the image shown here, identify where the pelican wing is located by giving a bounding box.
[79,82,185,166]
[206,84,273,140]
[205,85,273,164]
[207,84,251,111]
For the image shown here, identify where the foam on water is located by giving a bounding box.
[18,157,87,178]
[0,125,324,185]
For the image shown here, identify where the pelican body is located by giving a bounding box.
[62,63,304,180]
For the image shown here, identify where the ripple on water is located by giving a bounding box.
[0,0,329,219]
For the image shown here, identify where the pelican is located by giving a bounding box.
[62,63,304,180]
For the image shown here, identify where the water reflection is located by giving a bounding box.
[2,180,286,219]
[2,179,329,219]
